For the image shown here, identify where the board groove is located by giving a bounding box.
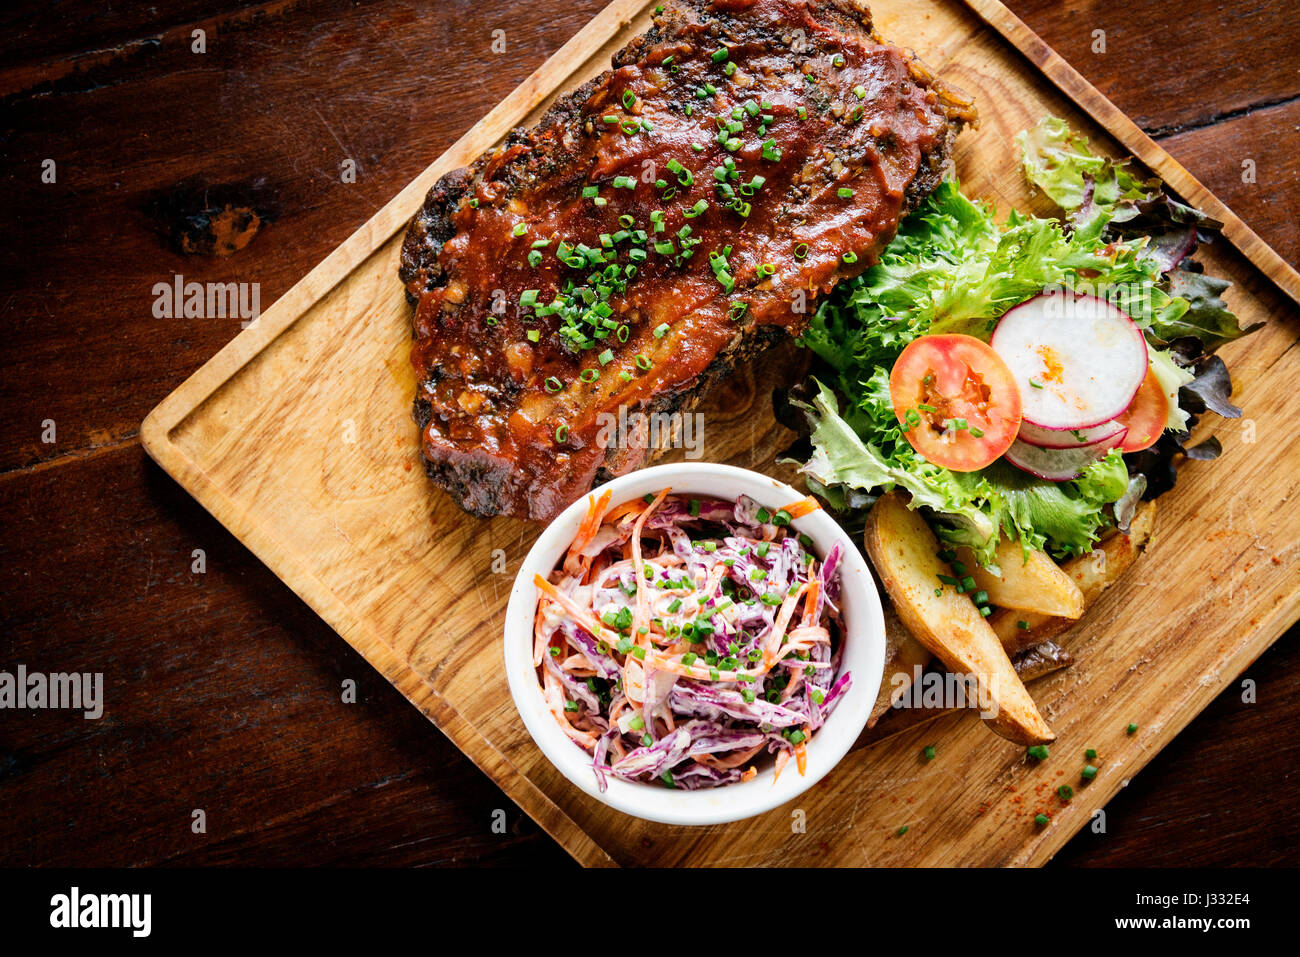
[141,0,1300,867]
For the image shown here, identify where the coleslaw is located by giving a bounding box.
[532,488,851,790]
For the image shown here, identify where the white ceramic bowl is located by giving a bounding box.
[503,462,886,826]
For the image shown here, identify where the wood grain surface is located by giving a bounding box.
[1,0,1297,867]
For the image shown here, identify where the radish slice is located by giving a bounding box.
[1017,418,1126,449]
[1004,430,1127,482]
[991,292,1148,430]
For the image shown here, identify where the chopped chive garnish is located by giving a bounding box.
[1027,745,1050,761]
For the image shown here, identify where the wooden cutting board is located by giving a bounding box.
[141,0,1300,866]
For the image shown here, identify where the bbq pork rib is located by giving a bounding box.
[400,0,974,521]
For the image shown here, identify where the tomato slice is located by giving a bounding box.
[890,334,1022,472]
[1113,366,1168,453]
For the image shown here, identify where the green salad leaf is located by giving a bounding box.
[787,118,1251,567]
[1017,116,1213,231]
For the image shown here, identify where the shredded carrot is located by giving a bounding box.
[629,487,671,639]
[761,583,807,667]
[773,748,791,783]
[779,495,822,519]
[532,603,550,667]
[534,574,618,645]
[801,580,820,628]
[602,498,648,526]
[570,489,612,556]
[694,742,766,770]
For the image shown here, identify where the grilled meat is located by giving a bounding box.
[400,0,974,521]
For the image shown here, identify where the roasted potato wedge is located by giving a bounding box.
[990,500,1157,655]
[864,492,1055,745]
[955,540,1084,619]
[867,601,932,728]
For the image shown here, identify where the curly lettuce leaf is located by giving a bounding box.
[1019,116,1254,350]
[1017,117,1211,231]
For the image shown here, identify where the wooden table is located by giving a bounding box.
[1,0,1296,867]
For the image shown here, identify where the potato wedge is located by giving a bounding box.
[864,492,1055,745]
[955,540,1083,619]
[867,600,932,728]
[990,500,1157,655]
